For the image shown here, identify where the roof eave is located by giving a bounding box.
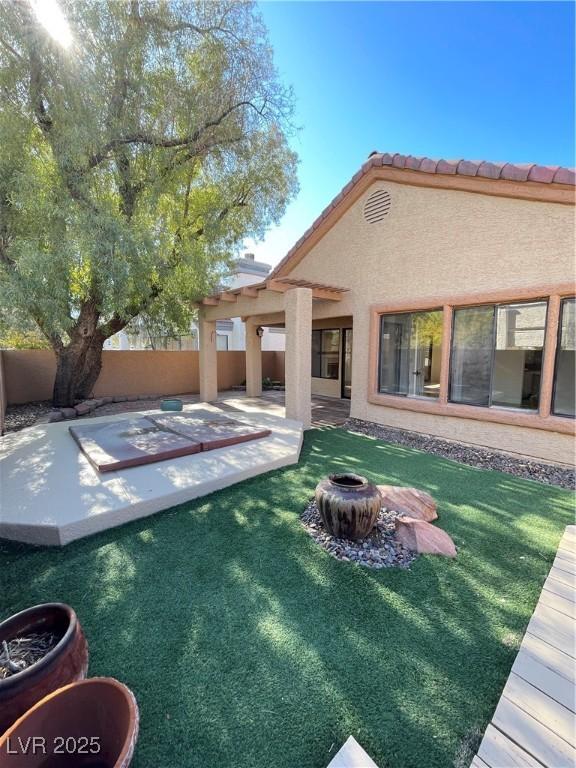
[271,162,575,279]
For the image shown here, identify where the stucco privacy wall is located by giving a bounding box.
[1,350,284,405]
[289,180,575,464]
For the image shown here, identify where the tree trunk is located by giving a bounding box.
[52,336,105,407]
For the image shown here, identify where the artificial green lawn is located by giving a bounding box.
[1,428,574,768]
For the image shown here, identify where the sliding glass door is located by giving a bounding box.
[379,310,442,398]
[341,328,353,399]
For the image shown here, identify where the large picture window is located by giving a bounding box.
[449,301,547,410]
[312,329,340,379]
[378,310,443,398]
[553,298,575,417]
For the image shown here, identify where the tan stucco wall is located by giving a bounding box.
[2,350,284,404]
[291,181,575,464]
[3,350,56,403]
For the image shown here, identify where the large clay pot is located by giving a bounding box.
[0,603,88,735]
[0,677,139,767]
[315,473,382,541]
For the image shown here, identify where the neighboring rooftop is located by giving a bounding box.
[234,252,272,278]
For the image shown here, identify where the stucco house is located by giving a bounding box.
[197,152,575,465]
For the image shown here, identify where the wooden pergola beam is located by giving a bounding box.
[266,279,343,301]
[266,278,291,293]
[199,277,347,309]
[310,288,345,302]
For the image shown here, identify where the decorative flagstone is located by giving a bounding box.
[395,517,457,557]
[377,484,438,522]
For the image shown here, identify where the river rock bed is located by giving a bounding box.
[3,401,52,433]
[345,418,575,491]
[301,499,416,569]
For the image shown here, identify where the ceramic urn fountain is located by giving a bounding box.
[315,473,382,540]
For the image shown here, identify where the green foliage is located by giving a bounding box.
[1,428,572,767]
[0,0,298,346]
[412,310,443,345]
[0,328,50,349]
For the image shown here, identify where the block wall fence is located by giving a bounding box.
[0,349,285,432]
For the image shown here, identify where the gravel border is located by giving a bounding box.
[345,418,575,491]
[3,401,52,433]
[301,499,416,569]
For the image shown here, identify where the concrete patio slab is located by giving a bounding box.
[0,403,303,546]
[327,736,379,768]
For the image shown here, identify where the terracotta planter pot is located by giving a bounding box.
[0,603,88,735]
[0,677,139,767]
[315,473,382,541]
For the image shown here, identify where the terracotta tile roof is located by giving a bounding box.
[365,152,575,184]
[271,151,575,278]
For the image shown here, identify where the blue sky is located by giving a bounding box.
[245,1,575,266]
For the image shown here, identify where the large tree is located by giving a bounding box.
[0,0,297,405]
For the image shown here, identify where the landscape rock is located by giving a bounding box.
[113,395,128,403]
[61,408,77,419]
[74,403,92,416]
[47,411,64,423]
[395,517,456,557]
[301,500,416,569]
[377,485,438,522]
[101,396,113,404]
[346,417,574,491]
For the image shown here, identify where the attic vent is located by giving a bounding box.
[363,189,391,223]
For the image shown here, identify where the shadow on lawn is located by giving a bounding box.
[1,427,573,768]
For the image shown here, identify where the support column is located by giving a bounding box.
[198,311,218,402]
[245,318,262,397]
[284,287,312,428]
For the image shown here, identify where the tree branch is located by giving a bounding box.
[88,100,264,168]
[0,35,23,61]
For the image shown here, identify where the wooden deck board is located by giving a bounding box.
[513,640,575,712]
[472,526,576,768]
[502,673,574,745]
[555,547,575,564]
[537,588,575,618]
[553,555,576,577]
[542,576,575,604]
[547,565,575,589]
[527,604,575,657]
[492,697,575,768]
[478,724,545,767]
[520,632,575,685]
